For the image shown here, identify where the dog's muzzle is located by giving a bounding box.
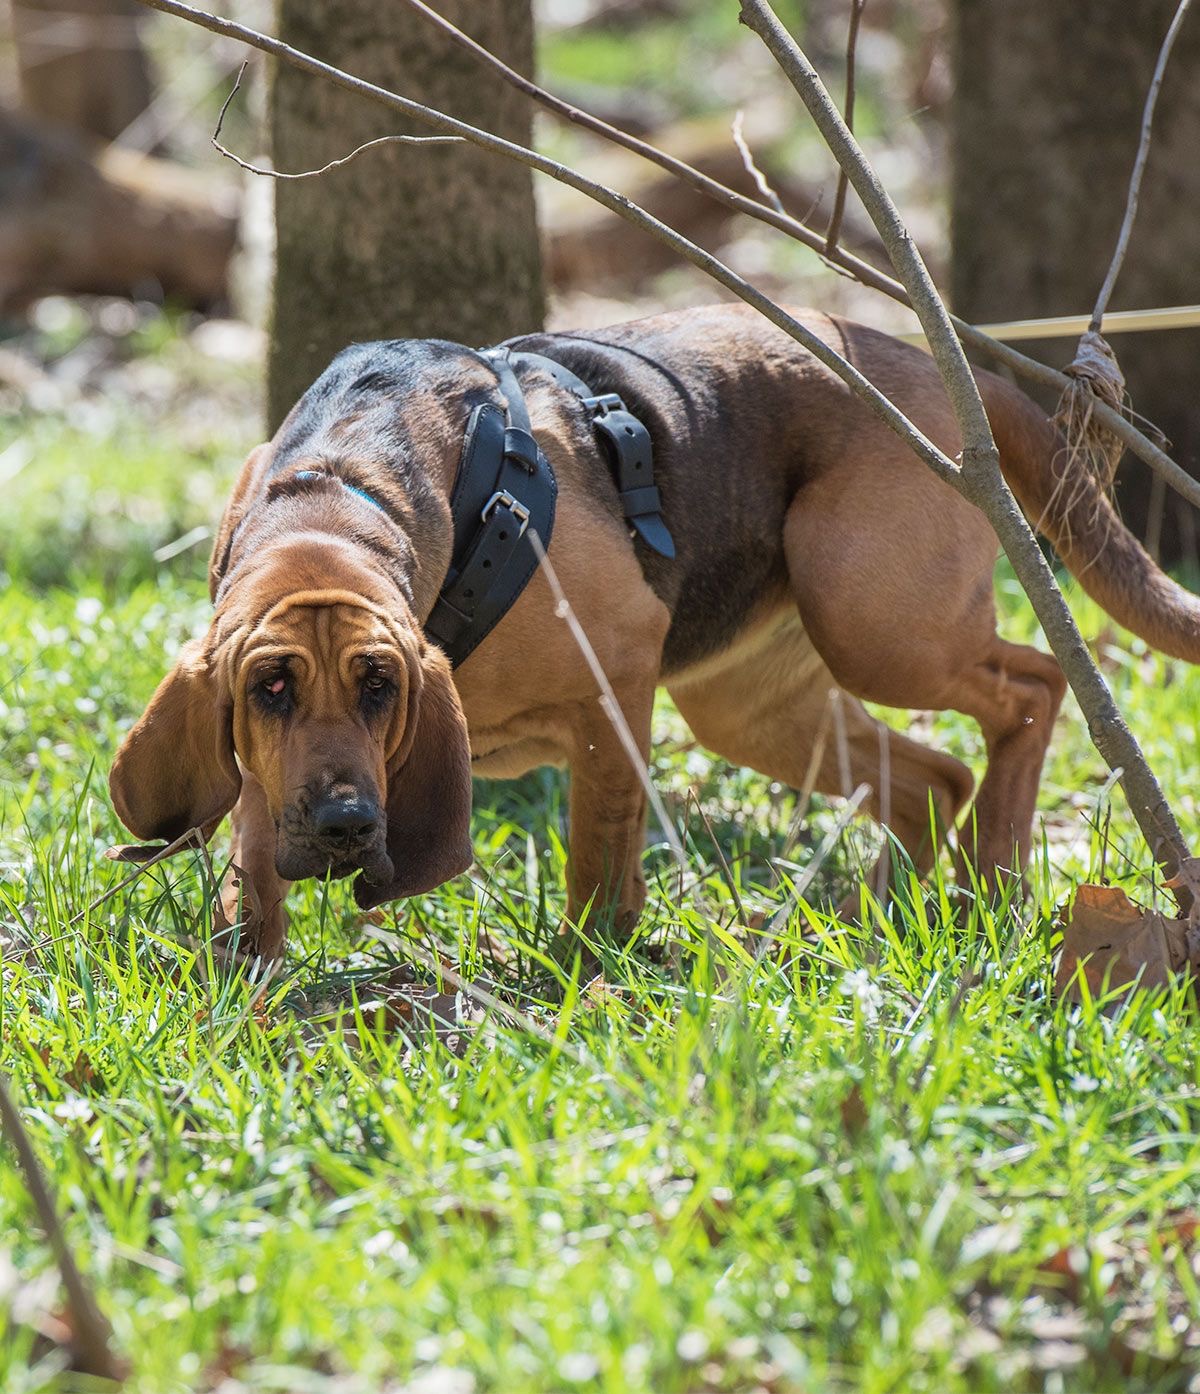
[275,794,393,886]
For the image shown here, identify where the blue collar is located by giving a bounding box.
[294,469,387,515]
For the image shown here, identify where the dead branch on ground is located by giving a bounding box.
[0,1073,124,1381]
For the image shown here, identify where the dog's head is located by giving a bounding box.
[109,534,473,907]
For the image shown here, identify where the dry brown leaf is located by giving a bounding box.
[839,1083,868,1139]
[1054,883,1200,1006]
[1164,856,1200,927]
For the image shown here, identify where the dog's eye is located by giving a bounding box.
[360,670,395,713]
[253,673,292,712]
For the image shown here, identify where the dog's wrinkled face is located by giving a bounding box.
[233,598,413,886]
[109,544,475,908]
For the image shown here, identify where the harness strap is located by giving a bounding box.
[506,350,675,560]
[424,344,673,668]
[424,350,557,668]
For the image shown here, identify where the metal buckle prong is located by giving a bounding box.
[481,490,531,536]
[582,392,625,417]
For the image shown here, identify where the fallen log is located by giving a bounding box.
[0,107,238,312]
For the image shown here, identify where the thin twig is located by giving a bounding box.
[1090,0,1193,332]
[825,0,866,256]
[757,783,872,956]
[874,721,892,906]
[212,61,462,180]
[528,531,686,873]
[731,109,785,214]
[0,1074,123,1382]
[71,825,204,928]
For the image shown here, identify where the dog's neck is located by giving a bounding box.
[215,475,453,625]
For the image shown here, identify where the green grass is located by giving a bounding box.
[3,361,1200,1392]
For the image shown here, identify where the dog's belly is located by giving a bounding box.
[666,596,819,693]
[470,734,567,780]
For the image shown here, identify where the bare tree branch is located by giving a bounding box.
[394,0,1200,514]
[212,61,462,180]
[825,0,866,257]
[131,0,962,484]
[741,0,994,462]
[731,108,785,215]
[1090,0,1194,333]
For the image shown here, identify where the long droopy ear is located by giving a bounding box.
[356,646,473,908]
[109,638,241,843]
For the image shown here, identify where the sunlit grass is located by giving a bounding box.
[1,540,1199,1391]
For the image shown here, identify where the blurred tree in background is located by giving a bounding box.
[951,0,1200,563]
[13,0,152,140]
[269,0,545,430]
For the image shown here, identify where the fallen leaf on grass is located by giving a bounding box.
[1054,883,1200,1006]
[838,1083,868,1139]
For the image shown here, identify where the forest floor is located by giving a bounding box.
[2,303,1200,1393]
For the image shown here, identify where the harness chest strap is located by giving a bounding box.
[424,351,555,668]
[424,348,674,669]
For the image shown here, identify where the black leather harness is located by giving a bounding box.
[424,347,673,668]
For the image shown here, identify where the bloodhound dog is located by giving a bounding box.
[109,304,1200,957]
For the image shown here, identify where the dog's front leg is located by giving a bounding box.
[217,771,291,961]
[565,685,656,936]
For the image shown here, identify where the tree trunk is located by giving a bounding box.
[951,0,1200,564]
[14,0,154,141]
[269,0,545,431]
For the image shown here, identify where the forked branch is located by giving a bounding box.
[396,0,1200,513]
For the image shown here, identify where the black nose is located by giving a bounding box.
[311,797,380,844]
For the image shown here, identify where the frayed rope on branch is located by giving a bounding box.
[1052,328,1128,500]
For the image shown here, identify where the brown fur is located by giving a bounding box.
[109,304,1200,956]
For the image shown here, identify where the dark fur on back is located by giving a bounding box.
[507,324,802,672]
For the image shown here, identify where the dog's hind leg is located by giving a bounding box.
[779,468,1065,890]
[937,638,1067,884]
[668,618,974,895]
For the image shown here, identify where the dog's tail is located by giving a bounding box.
[982,373,1200,663]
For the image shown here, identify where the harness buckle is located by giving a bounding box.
[481,490,531,536]
[582,392,625,417]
